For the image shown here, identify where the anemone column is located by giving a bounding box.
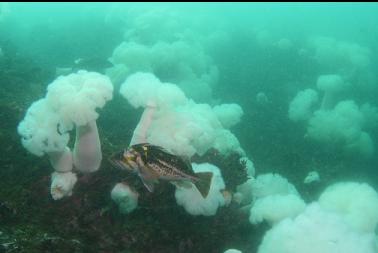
[73,120,102,173]
[130,104,156,146]
[48,147,73,173]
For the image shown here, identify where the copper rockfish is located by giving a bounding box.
[109,143,213,198]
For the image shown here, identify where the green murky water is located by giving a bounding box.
[0,3,377,253]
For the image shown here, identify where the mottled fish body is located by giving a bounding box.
[109,143,212,198]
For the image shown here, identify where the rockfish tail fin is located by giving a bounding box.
[194,172,213,198]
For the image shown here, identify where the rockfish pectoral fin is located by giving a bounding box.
[140,177,156,193]
[138,164,159,193]
[193,172,213,199]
